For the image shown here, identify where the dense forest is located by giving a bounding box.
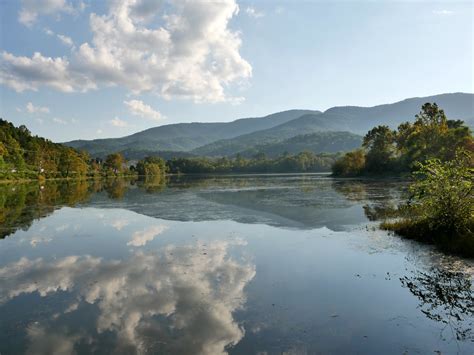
[167,152,339,174]
[0,119,164,180]
[199,131,363,158]
[332,103,473,176]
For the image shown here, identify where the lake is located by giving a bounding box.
[0,174,473,354]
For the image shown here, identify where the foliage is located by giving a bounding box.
[362,125,396,173]
[407,151,473,236]
[331,150,365,176]
[197,131,363,158]
[0,119,135,180]
[382,150,474,256]
[136,156,167,177]
[332,103,474,176]
[104,153,125,175]
[167,151,339,174]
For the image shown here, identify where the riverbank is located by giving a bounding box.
[382,219,474,258]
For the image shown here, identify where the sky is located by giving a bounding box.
[0,0,472,142]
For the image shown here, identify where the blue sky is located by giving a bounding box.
[0,0,472,142]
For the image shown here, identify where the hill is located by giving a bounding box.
[235,132,363,158]
[65,109,319,157]
[65,93,474,159]
[192,93,473,156]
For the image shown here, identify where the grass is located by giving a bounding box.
[381,219,474,258]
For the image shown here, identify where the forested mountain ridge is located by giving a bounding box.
[65,93,474,159]
[195,131,363,157]
[65,109,320,157]
[194,93,474,156]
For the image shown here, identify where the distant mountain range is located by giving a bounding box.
[65,93,474,159]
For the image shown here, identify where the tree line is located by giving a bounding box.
[167,151,338,174]
[332,103,473,176]
[0,119,168,180]
[1,118,342,181]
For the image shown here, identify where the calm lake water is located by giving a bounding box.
[0,174,473,354]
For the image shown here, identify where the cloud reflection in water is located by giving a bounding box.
[0,240,255,354]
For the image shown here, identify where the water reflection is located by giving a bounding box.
[331,179,405,221]
[400,267,474,342]
[1,176,410,238]
[0,181,92,239]
[0,240,255,354]
[1,175,474,354]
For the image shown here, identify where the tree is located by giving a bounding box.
[362,125,396,173]
[332,150,366,176]
[136,156,166,177]
[104,153,125,175]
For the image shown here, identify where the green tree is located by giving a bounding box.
[332,149,366,176]
[136,156,166,177]
[362,125,396,173]
[104,153,125,175]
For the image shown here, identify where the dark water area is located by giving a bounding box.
[0,175,473,354]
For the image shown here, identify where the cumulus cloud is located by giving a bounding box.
[109,116,128,127]
[19,0,74,26]
[127,225,168,246]
[0,240,255,354]
[0,51,95,92]
[245,6,264,18]
[4,0,252,103]
[26,101,50,113]
[124,99,164,122]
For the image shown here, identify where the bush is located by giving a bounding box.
[382,149,473,256]
[409,150,473,236]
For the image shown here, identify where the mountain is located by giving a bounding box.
[65,109,319,157]
[65,93,474,159]
[192,93,474,156]
[234,132,363,158]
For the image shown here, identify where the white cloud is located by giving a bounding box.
[110,117,128,128]
[57,34,74,47]
[52,117,68,124]
[44,28,55,36]
[44,28,75,47]
[127,225,168,247]
[3,0,252,103]
[0,51,95,92]
[245,6,264,19]
[432,9,454,15]
[124,99,164,122]
[19,0,74,27]
[0,240,256,354]
[26,101,50,113]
